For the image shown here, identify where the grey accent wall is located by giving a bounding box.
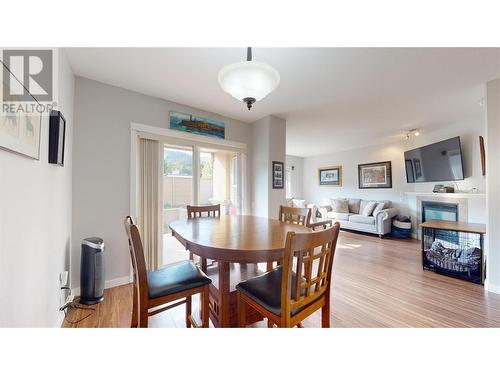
[72,77,253,288]
[0,50,75,327]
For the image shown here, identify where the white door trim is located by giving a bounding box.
[130,122,247,150]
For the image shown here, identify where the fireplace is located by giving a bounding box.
[422,201,458,222]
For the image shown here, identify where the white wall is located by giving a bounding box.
[303,140,409,213]
[0,50,74,327]
[251,115,286,219]
[286,155,303,199]
[303,117,486,221]
[72,77,252,289]
[268,116,287,218]
[486,79,500,293]
[251,117,270,217]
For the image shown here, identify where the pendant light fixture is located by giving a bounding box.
[218,47,280,110]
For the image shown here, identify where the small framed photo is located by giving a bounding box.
[318,166,342,186]
[272,161,284,189]
[358,161,392,189]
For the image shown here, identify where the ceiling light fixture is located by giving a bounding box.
[405,128,420,140]
[218,47,280,110]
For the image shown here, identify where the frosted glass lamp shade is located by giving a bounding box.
[218,61,280,102]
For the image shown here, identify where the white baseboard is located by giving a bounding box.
[105,275,132,289]
[71,275,132,297]
[484,279,500,294]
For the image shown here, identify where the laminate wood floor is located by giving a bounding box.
[63,230,500,328]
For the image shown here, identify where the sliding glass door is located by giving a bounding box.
[161,144,243,266]
[162,146,194,264]
[199,148,240,215]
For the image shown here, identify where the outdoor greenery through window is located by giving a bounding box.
[200,152,213,178]
[163,149,213,177]
[163,148,214,211]
[164,148,193,176]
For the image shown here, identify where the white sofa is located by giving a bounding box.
[317,198,398,237]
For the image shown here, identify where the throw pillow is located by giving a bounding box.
[359,200,369,214]
[348,198,361,214]
[331,198,349,213]
[361,201,377,216]
[372,201,389,217]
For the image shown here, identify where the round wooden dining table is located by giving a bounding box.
[169,215,312,327]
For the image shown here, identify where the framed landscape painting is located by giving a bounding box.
[358,161,392,189]
[169,111,225,139]
[0,63,42,159]
[318,166,342,186]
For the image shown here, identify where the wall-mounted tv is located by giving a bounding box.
[404,136,464,183]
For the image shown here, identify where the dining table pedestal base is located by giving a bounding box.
[205,262,265,327]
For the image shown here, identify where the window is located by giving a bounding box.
[200,152,213,178]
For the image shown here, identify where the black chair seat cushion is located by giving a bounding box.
[236,266,312,317]
[147,260,211,299]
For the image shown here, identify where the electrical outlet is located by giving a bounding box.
[59,271,69,287]
[65,292,74,305]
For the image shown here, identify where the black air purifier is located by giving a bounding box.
[80,237,105,305]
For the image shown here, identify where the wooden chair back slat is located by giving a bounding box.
[124,216,137,284]
[124,217,149,315]
[295,251,303,301]
[280,223,340,324]
[187,204,221,219]
[278,205,311,227]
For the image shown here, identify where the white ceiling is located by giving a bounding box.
[65,48,500,157]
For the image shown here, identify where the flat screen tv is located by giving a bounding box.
[404,136,464,183]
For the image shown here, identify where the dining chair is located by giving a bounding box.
[186,204,221,266]
[187,204,221,219]
[267,205,314,275]
[307,219,333,231]
[236,222,340,328]
[278,205,311,226]
[124,216,211,328]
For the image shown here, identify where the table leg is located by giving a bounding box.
[218,261,231,327]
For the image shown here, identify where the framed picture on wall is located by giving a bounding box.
[169,111,225,139]
[272,161,284,189]
[0,63,42,160]
[358,161,392,189]
[318,166,342,186]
